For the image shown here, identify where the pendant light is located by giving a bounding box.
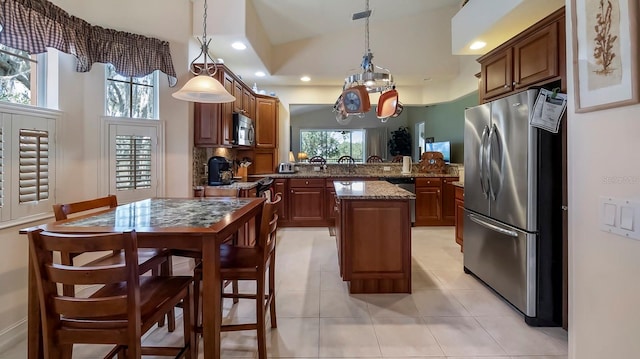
[172,0,235,103]
[333,0,402,123]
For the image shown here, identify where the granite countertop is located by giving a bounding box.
[195,181,259,191]
[452,181,464,188]
[334,180,416,200]
[249,172,458,179]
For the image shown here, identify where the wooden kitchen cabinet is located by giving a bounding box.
[289,178,325,225]
[237,186,258,247]
[477,8,565,103]
[454,186,464,251]
[441,177,458,225]
[194,102,222,146]
[415,178,441,225]
[255,96,278,148]
[326,180,337,223]
[221,72,235,145]
[252,148,277,174]
[415,177,458,226]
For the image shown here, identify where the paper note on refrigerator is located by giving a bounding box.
[530,88,567,133]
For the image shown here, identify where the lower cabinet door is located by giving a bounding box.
[289,187,325,223]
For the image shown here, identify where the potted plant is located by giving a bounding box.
[388,126,412,156]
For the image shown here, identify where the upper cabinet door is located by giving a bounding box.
[222,72,235,145]
[513,21,558,89]
[194,102,221,146]
[481,48,513,99]
[255,97,278,148]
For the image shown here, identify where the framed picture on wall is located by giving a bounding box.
[571,0,639,112]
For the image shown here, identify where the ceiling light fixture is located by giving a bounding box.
[231,41,247,50]
[469,41,487,50]
[172,0,235,103]
[333,0,402,124]
[300,76,311,82]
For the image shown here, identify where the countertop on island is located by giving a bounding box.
[196,181,259,191]
[334,180,416,200]
[452,181,464,188]
[249,172,458,179]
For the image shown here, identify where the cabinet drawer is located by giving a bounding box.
[290,178,325,187]
[416,178,442,187]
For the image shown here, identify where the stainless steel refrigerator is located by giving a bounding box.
[463,89,563,326]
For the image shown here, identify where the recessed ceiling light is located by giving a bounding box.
[255,71,266,77]
[470,41,487,50]
[231,42,247,50]
[300,76,311,82]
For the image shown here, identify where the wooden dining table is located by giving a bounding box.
[22,196,266,359]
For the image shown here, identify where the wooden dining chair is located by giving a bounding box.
[192,193,281,359]
[52,195,176,331]
[391,155,404,163]
[366,155,384,163]
[27,229,196,359]
[308,155,326,164]
[337,155,355,164]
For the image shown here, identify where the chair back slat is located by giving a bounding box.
[47,264,129,285]
[54,296,128,318]
[39,232,127,253]
[53,195,118,220]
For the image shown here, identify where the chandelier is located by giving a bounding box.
[172,0,235,103]
[334,0,403,125]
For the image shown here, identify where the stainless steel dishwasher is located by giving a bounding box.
[384,177,415,224]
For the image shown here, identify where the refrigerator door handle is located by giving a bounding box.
[468,214,519,237]
[487,124,499,201]
[479,125,490,199]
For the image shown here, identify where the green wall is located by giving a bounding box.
[407,91,478,163]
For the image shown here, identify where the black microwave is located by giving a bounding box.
[233,113,255,146]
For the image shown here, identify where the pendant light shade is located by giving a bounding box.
[172,0,235,104]
[172,74,236,103]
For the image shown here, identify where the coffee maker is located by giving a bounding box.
[207,156,231,185]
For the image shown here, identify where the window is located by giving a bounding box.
[115,135,152,191]
[18,129,49,203]
[105,64,158,119]
[101,118,164,203]
[0,106,58,225]
[0,44,39,106]
[300,129,365,162]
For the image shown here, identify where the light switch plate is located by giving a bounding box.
[599,196,640,240]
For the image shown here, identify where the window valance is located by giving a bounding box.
[0,0,177,86]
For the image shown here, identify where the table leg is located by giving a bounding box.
[202,234,221,359]
[27,243,44,359]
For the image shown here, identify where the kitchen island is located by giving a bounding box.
[334,181,415,293]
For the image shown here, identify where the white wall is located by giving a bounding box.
[0,0,194,351]
[566,1,640,358]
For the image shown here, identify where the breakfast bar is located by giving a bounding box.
[333,181,415,293]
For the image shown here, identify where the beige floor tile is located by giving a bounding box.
[276,268,321,292]
[371,316,444,357]
[365,293,421,318]
[267,318,320,358]
[429,269,485,290]
[424,316,506,357]
[451,289,522,317]
[320,291,370,318]
[446,357,511,359]
[276,290,320,318]
[319,317,381,357]
[411,289,471,317]
[219,329,260,358]
[320,270,348,292]
[0,340,26,359]
[476,316,568,356]
[509,356,568,359]
[411,261,446,290]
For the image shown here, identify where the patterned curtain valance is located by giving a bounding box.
[0,0,177,86]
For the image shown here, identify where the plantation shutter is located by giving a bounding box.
[18,129,49,203]
[0,126,4,207]
[115,135,152,190]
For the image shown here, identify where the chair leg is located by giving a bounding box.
[194,269,202,330]
[183,284,197,359]
[269,253,277,328]
[256,274,267,359]
[232,279,239,304]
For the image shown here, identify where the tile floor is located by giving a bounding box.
[1,226,568,359]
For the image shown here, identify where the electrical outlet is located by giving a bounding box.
[313,166,321,171]
[383,166,391,171]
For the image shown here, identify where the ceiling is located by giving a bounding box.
[204,0,465,89]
